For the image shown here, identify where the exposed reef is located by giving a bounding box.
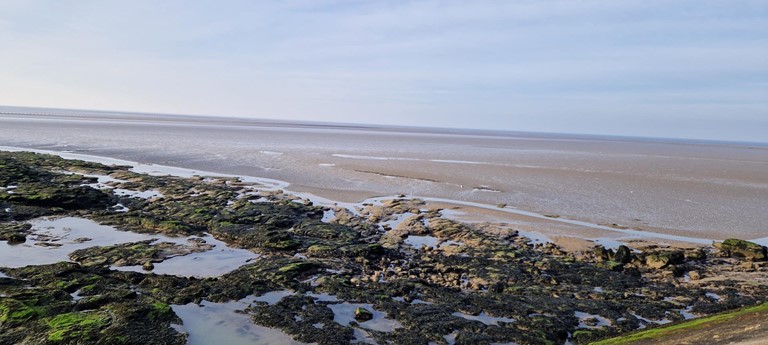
[1,151,767,344]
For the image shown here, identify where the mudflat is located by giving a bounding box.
[1,111,766,245]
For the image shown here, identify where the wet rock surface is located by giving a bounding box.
[0,262,186,345]
[68,239,214,268]
[1,151,767,344]
[714,239,767,261]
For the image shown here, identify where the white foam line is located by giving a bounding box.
[332,154,419,161]
[430,159,485,165]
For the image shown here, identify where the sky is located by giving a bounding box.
[0,0,766,142]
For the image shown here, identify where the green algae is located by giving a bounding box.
[46,311,110,342]
[3,150,768,345]
[148,302,173,320]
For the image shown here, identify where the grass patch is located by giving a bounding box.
[591,303,768,344]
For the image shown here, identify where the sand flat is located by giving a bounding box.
[1,111,766,242]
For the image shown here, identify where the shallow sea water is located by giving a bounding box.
[171,297,307,345]
[0,217,187,268]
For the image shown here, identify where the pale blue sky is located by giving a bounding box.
[1,1,766,141]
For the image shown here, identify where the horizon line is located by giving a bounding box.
[2,104,766,147]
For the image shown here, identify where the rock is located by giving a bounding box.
[613,245,632,264]
[0,223,32,244]
[714,239,767,261]
[69,240,213,268]
[80,256,108,267]
[686,248,707,261]
[313,276,329,287]
[593,246,612,262]
[605,261,625,272]
[469,277,489,290]
[688,271,701,280]
[354,307,373,322]
[740,261,755,271]
[645,250,685,269]
[143,261,155,271]
[394,215,429,235]
[4,233,26,244]
[8,151,768,345]
[667,265,685,277]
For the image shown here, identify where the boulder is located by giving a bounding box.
[644,250,685,269]
[613,245,632,264]
[354,307,373,322]
[686,248,707,261]
[714,239,767,261]
[592,246,612,262]
[143,261,155,271]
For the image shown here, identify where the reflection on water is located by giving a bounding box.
[403,235,439,249]
[253,290,294,305]
[326,302,402,332]
[171,298,307,345]
[306,292,401,334]
[451,311,515,326]
[0,217,187,268]
[0,217,258,278]
[111,234,259,278]
[574,311,612,329]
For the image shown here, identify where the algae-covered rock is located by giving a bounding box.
[644,250,685,269]
[714,239,767,261]
[4,150,768,345]
[686,248,707,261]
[592,246,612,262]
[1,184,115,210]
[613,245,632,264]
[68,240,213,268]
[44,311,112,342]
[0,222,30,244]
[0,263,186,345]
[354,307,373,321]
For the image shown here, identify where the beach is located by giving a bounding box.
[2,126,768,344]
[2,111,766,246]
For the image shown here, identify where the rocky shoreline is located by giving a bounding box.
[1,151,766,344]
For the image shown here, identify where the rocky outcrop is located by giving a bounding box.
[3,151,768,345]
[714,239,767,261]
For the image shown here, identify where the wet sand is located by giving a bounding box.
[1,110,766,244]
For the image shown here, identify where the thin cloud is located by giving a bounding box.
[0,0,765,141]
